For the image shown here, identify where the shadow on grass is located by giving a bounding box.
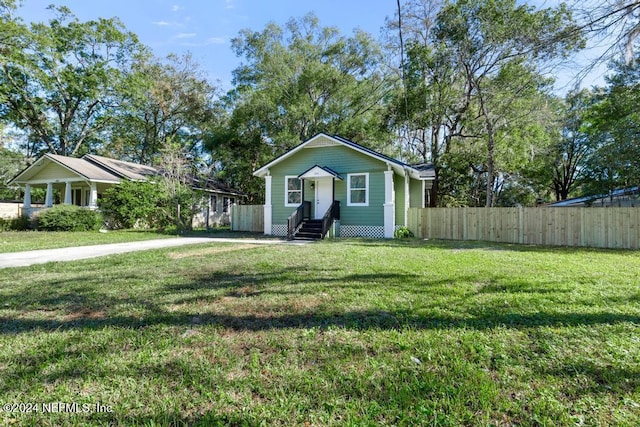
[1,261,638,335]
[343,237,640,255]
[1,307,637,335]
[542,361,640,395]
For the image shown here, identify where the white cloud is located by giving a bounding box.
[206,37,225,45]
[152,20,183,28]
[175,32,197,39]
[176,37,227,47]
[225,0,234,9]
[171,5,182,12]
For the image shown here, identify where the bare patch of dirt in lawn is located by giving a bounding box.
[167,244,260,259]
[63,306,107,321]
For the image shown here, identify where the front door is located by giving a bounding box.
[314,178,333,219]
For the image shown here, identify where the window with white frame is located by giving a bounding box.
[347,173,369,206]
[285,176,302,206]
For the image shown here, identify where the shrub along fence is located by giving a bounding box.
[231,204,264,232]
[408,207,640,249]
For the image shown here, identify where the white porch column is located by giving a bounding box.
[264,174,272,235]
[384,169,395,238]
[89,183,98,209]
[404,170,410,226]
[45,182,53,207]
[422,181,426,208]
[23,184,32,210]
[64,181,72,205]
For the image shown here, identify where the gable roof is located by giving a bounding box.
[83,154,157,181]
[298,165,343,180]
[253,133,434,180]
[10,153,245,197]
[10,153,123,184]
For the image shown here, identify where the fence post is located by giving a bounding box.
[518,207,524,244]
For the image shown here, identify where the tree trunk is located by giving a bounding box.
[485,125,495,207]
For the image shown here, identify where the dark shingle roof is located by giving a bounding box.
[83,154,158,181]
[253,133,436,181]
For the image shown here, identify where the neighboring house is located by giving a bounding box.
[191,178,245,227]
[548,186,640,207]
[9,153,243,226]
[253,133,435,239]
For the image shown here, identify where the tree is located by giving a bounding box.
[549,90,595,200]
[433,0,583,206]
[0,147,24,200]
[383,0,456,206]
[581,58,640,195]
[209,13,391,201]
[231,13,390,147]
[0,0,21,55]
[571,0,640,66]
[0,5,145,157]
[156,140,203,231]
[106,53,219,165]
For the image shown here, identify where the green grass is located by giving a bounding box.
[0,228,260,254]
[0,230,175,253]
[0,239,638,426]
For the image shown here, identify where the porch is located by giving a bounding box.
[20,180,101,217]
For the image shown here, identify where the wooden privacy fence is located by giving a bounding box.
[408,207,640,249]
[231,204,264,232]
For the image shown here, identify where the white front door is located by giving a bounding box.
[314,178,333,219]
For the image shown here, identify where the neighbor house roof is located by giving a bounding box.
[411,163,436,180]
[190,177,246,197]
[253,133,435,181]
[10,153,123,184]
[83,154,157,181]
[10,154,243,198]
[548,186,639,207]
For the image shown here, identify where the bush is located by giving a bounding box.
[37,205,103,231]
[100,178,200,231]
[0,216,30,231]
[394,226,414,239]
[99,180,163,229]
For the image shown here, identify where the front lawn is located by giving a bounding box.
[0,240,638,426]
[0,230,175,254]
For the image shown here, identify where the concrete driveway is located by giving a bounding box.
[0,237,307,268]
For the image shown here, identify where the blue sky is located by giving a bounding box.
[15,0,606,92]
[16,0,397,90]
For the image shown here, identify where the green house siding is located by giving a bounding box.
[410,179,423,208]
[394,176,405,227]
[269,144,387,226]
[340,171,385,226]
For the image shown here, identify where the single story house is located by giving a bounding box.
[253,133,435,239]
[9,153,243,226]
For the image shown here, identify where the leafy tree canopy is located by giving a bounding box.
[0,5,146,157]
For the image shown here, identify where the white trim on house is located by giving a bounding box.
[347,173,369,207]
[383,170,395,238]
[264,174,273,235]
[253,133,429,181]
[298,165,343,180]
[404,170,410,226]
[284,175,302,207]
